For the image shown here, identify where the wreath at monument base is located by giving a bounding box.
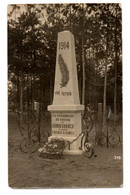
[38,135,97,159]
[38,138,67,159]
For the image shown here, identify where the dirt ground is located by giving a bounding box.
[8,112,123,189]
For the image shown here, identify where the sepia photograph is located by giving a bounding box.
[8,3,123,188]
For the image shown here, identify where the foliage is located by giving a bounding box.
[8,3,122,112]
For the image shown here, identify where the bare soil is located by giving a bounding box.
[8,112,123,189]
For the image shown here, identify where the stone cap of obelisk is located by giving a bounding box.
[48,31,84,111]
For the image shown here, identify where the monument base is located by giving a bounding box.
[63,150,83,155]
[48,104,84,155]
[48,134,83,155]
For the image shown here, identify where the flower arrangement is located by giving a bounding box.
[38,138,67,159]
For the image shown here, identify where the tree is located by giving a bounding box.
[8,3,122,120]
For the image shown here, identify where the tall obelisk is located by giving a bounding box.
[48,31,84,154]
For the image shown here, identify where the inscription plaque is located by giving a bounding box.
[52,113,75,137]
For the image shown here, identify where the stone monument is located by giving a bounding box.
[48,30,84,154]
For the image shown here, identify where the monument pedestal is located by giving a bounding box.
[48,105,84,155]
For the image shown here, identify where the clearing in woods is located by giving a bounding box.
[8,112,123,188]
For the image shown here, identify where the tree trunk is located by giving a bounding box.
[114,5,118,117]
[27,75,30,111]
[17,74,20,109]
[31,75,35,111]
[81,3,85,107]
[20,62,23,123]
[69,4,72,30]
[78,70,82,104]
[82,36,85,106]
[114,52,117,116]
[103,5,109,126]
[103,56,108,126]
[50,78,53,105]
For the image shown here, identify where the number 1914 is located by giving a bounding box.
[59,41,69,50]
